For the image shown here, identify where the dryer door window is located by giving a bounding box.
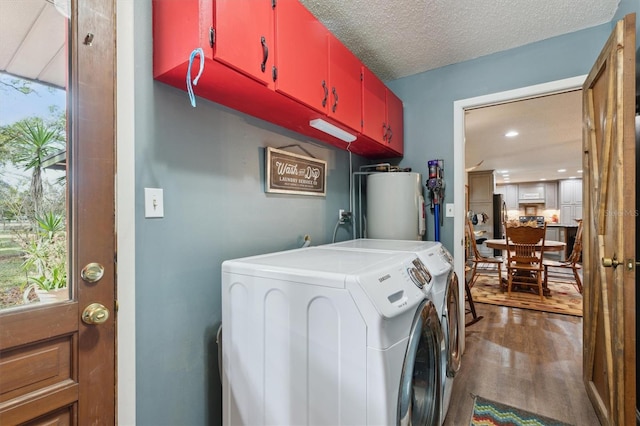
[397,300,443,426]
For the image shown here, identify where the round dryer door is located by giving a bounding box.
[397,300,443,426]
[445,272,462,377]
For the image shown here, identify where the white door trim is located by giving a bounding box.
[116,0,136,423]
[452,75,586,350]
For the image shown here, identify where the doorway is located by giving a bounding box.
[452,75,586,349]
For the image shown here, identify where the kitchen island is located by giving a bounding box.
[546,223,580,261]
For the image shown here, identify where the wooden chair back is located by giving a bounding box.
[505,224,547,269]
[466,218,483,259]
[565,219,583,265]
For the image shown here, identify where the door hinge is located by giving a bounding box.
[115,299,119,313]
[272,0,276,8]
[360,71,363,81]
[209,27,215,48]
[272,66,278,82]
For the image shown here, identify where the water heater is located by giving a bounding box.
[366,172,426,240]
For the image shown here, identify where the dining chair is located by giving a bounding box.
[466,218,502,288]
[543,219,583,293]
[504,223,547,301]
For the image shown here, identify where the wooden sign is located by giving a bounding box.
[265,147,327,196]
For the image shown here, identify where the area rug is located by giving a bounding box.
[470,395,573,426]
[470,275,582,317]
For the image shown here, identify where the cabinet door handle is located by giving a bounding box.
[382,123,388,141]
[321,80,328,107]
[260,36,268,72]
[387,126,393,143]
[332,87,338,113]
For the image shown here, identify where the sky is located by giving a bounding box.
[0,73,66,188]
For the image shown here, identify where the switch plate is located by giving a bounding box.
[144,188,164,218]
[445,203,454,217]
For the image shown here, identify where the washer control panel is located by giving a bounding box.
[355,255,431,319]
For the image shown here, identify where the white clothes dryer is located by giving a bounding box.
[222,247,444,425]
[318,239,461,425]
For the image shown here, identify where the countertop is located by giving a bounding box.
[546,223,579,228]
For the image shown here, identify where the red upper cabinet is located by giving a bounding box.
[274,0,329,113]
[210,0,274,87]
[361,66,403,156]
[327,34,362,133]
[385,89,404,155]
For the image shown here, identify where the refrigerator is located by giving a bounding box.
[366,172,426,240]
[492,194,507,256]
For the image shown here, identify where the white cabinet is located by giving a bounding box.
[518,182,545,203]
[468,170,495,258]
[559,179,582,222]
[544,182,558,209]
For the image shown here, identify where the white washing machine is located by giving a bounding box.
[222,247,444,425]
[318,239,461,425]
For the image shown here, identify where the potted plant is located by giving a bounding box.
[20,212,68,303]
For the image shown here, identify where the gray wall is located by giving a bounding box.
[386,24,612,253]
[134,0,635,424]
[134,1,362,425]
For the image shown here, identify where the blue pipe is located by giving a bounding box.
[434,204,440,241]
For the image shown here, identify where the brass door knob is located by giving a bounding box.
[82,303,110,325]
[81,262,104,283]
[601,257,620,268]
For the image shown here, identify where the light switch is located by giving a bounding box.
[144,188,164,218]
[445,203,455,217]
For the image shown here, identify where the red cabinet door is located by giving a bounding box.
[275,0,328,112]
[385,89,404,155]
[212,0,274,86]
[361,66,387,144]
[328,34,362,132]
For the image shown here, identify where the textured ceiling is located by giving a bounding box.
[300,0,618,80]
[465,90,583,184]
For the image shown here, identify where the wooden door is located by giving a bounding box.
[275,0,328,112]
[0,0,116,424]
[213,0,274,87]
[582,13,636,426]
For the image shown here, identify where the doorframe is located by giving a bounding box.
[452,75,586,348]
[116,0,136,423]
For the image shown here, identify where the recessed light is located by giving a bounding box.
[539,178,546,181]
[505,131,519,138]
[557,169,567,173]
[502,174,509,177]
[569,176,576,179]
[499,170,509,174]
[577,170,583,173]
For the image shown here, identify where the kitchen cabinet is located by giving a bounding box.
[211,0,274,86]
[467,170,495,257]
[560,179,582,222]
[496,184,518,209]
[361,66,404,156]
[152,0,403,158]
[274,1,328,113]
[544,181,558,209]
[518,182,545,203]
[326,35,363,132]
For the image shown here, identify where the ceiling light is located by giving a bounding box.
[309,119,356,143]
[557,169,566,173]
[569,176,576,179]
[499,170,509,174]
[577,170,583,173]
[504,130,519,138]
[502,174,509,177]
[539,178,546,181]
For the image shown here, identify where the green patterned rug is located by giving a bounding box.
[470,396,573,425]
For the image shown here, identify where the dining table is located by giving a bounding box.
[483,238,566,297]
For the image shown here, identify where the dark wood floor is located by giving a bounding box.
[443,303,601,425]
